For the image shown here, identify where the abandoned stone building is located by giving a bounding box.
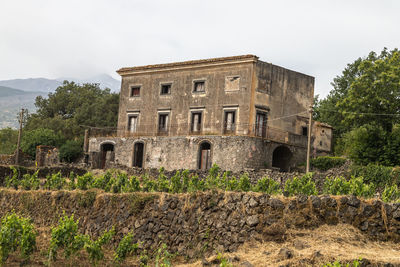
[88,55,332,172]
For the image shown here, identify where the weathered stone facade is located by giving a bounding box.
[89,55,331,171]
[0,190,399,258]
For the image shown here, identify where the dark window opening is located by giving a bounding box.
[161,84,171,95]
[191,112,202,133]
[158,114,169,133]
[223,111,236,134]
[272,146,292,172]
[255,112,267,137]
[133,142,144,168]
[198,142,211,170]
[193,81,205,92]
[130,86,140,97]
[319,141,323,146]
[302,126,308,136]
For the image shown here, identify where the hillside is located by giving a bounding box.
[0,74,120,129]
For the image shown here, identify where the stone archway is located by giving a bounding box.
[272,145,292,172]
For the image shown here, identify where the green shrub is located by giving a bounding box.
[311,156,346,171]
[49,213,85,261]
[76,172,94,190]
[91,171,113,192]
[44,172,65,190]
[156,167,170,193]
[253,177,281,194]
[350,163,393,188]
[154,243,173,267]
[238,173,251,192]
[0,212,37,264]
[169,171,182,193]
[348,176,375,198]
[382,184,400,203]
[5,166,19,189]
[284,173,318,196]
[68,172,76,190]
[323,176,351,195]
[83,227,115,264]
[114,232,139,263]
[225,176,239,191]
[59,140,82,163]
[187,175,205,192]
[141,174,157,192]
[122,176,141,193]
[111,172,129,193]
[20,170,40,190]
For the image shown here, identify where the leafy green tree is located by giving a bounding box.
[340,124,387,165]
[21,128,63,158]
[25,81,119,140]
[0,128,18,154]
[59,140,83,163]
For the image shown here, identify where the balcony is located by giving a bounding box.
[223,123,236,135]
[88,123,308,148]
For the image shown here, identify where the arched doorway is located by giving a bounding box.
[272,145,292,172]
[198,141,212,170]
[133,142,144,168]
[100,143,115,169]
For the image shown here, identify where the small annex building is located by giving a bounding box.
[87,55,332,172]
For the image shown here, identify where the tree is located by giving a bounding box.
[25,81,119,140]
[21,128,63,158]
[59,140,83,163]
[0,128,18,154]
[315,48,400,135]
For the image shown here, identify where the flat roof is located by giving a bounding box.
[117,55,258,75]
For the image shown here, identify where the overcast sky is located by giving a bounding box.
[1,0,399,97]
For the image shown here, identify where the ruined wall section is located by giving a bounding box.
[253,61,315,134]
[117,62,254,137]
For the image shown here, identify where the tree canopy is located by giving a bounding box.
[25,81,119,141]
[315,48,400,165]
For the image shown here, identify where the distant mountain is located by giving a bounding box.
[0,78,62,93]
[0,86,35,97]
[0,74,120,94]
[0,74,121,129]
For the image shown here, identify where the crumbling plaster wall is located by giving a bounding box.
[89,136,307,172]
[253,61,315,133]
[118,63,253,136]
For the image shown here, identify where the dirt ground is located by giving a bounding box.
[178,224,400,267]
[3,223,400,266]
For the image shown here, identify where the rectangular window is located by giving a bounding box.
[130,86,140,97]
[223,111,236,134]
[302,126,308,136]
[128,115,138,133]
[191,112,202,133]
[158,114,169,133]
[255,112,267,137]
[193,81,205,92]
[160,84,171,95]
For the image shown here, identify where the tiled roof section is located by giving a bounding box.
[117,54,258,74]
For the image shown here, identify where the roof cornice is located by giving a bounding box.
[117,55,258,76]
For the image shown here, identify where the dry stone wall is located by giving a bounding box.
[0,190,399,258]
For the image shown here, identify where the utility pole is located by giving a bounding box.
[15,108,24,165]
[306,105,313,173]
